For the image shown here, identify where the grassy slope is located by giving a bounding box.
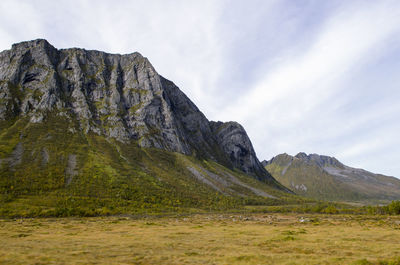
[265,153,400,205]
[266,162,366,202]
[0,115,302,217]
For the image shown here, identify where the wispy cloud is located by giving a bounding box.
[0,0,225,109]
[215,1,400,176]
[220,1,400,121]
[0,0,399,177]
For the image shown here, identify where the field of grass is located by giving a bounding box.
[1,213,400,264]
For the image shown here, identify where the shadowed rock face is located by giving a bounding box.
[210,121,270,180]
[0,39,274,181]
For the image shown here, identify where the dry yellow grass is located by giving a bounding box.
[1,214,400,264]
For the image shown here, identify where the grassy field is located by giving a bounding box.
[1,214,400,264]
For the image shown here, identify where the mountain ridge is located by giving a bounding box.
[263,152,400,203]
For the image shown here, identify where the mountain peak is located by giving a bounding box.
[0,39,276,182]
[294,152,343,168]
[10,39,56,54]
[294,152,307,159]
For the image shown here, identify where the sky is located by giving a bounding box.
[0,0,399,177]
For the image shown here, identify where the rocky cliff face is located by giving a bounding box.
[210,121,267,180]
[0,39,273,181]
[294,152,344,168]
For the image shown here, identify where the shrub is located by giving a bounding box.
[323,205,338,214]
[387,201,400,215]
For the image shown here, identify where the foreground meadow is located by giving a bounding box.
[1,213,400,265]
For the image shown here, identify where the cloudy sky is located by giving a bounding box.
[1,0,399,177]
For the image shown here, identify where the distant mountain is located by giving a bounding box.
[0,39,292,216]
[262,153,400,203]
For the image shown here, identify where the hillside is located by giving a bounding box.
[0,39,295,217]
[263,153,400,203]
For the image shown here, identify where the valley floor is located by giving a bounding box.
[1,213,400,265]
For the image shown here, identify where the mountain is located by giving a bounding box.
[0,39,292,216]
[263,153,400,203]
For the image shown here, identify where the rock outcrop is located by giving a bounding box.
[0,39,273,181]
[294,152,344,168]
[210,121,268,180]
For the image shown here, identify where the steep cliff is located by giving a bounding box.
[0,39,273,180]
[0,39,289,216]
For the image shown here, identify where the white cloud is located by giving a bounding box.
[0,0,45,48]
[0,0,225,111]
[218,1,400,122]
[218,1,400,177]
[0,0,399,177]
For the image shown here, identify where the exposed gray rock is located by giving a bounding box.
[0,142,24,169]
[9,142,23,167]
[292,183,307,192]
[65,154,77,185]
[210,121,272,181]
[215,169,276,199]
[187,164,276,198]
[295,152,344,168]
[41,147,49,166]
[186,166,225,194]
[0,39,276,182]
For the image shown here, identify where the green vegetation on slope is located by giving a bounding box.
[266,162,364,202]
[0,114,302,217]
[265,154,400,204]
